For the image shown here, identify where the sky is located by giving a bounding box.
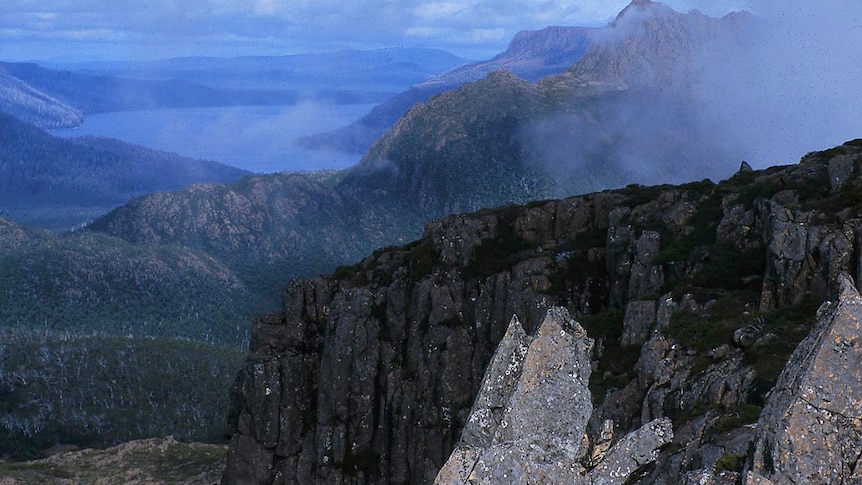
[0,0,753,62]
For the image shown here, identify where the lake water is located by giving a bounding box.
[54,103,375,173]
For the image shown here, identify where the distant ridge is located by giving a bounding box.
[296,25,598,154]
[54,47,468,91]
[0,71,83,129]
[0,111,249,230]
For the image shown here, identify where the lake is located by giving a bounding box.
[54,103,376,173]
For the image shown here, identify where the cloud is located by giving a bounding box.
[0,0,753,62]
[691,0,862,165]
[517,0,862,196]
[413,2,465,20]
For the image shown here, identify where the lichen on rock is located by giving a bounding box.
[747,273,862,484]
[434,307,672,485]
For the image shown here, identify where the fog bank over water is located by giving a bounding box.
[55,103,375,173]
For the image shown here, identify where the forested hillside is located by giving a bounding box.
[0,111,248,230]
[0,217,260,459]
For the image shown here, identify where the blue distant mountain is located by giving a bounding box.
[297,25,599,154]
[0,47,466,130]
[47,47,469,91]
[0,110,249,230]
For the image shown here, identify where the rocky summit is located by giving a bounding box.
[221,140,862,484]
[434,307,673,485]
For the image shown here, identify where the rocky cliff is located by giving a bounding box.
[222,140,862,483]
[746,273,862,484]
[90,1,757,309]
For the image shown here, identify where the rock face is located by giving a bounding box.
[747,273,862,484]
[221,194,622,485]
[223,140,862,485]
[434,307,672,485]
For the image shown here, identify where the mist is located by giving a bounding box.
[55,102,374,173]
[520,1,862,195]
[696,1,862,168]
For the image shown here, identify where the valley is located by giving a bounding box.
[52,103,377,173]
[1,1,861,484]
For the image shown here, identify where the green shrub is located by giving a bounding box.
[715,452,745,472]
[409,240,439,281]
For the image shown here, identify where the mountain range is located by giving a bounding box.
[53,48,468,91]
[0,111,249,230]
[89,0,756,282]
[3,2,851,481]
[296,25,599,154]
[0,48,467,132]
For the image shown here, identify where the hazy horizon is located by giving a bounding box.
[2,1,751,63]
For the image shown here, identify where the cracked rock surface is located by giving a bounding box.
[747,273,862,484]
[434,307,672,485]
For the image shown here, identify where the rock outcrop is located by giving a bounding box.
[746,273,862,484]
[434,307,672,485]
[223,139,862,484]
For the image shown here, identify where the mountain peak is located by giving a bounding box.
[613,0,674,23]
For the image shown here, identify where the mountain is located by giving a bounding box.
[0,217,259,342]
[85,172,383,303]
[0,62,299,118]
[296,26,598,154]
[563,1,753,89]
[88,1,758,321]
[424,25,600,87]
[0,111,249,230]
[0,71,83,129]
[335,2,754,215]
[56,48,468,91]
[4,48,466,131]
[223,139,862,484]
[0,1,779,466]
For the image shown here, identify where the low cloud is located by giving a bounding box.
[694,0,862,166]
[521,1,862,196]
[2,0,754,61]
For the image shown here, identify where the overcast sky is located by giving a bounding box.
[0,0,754,62]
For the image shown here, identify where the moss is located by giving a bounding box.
[662,293,756,352]
[669,404,712,428]
[731,168,831,210]
[806,179,862,215]
[689,246,766,291]
[409,239,439,281]
[618,183,674,208]
[711,404,762,435]
[579,308,625,342]
[580,309,640,404]
[715,452,746,473]
[461,222,538,279]
[547,227,608,293]
[332,262,371,287]
[743,297,820,403]
[655,195,723,263]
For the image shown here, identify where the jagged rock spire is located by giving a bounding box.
[747,273,862,483]
[434,307,672,484]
